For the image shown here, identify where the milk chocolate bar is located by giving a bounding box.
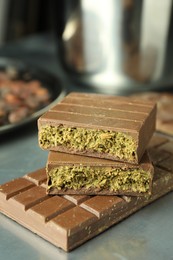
[47,150,154,196]
[1,135,173,252]
[38,92,156,164]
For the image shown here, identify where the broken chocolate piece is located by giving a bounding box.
[46,150,154,196]
[0,135,173,252]
[38,92,156,164]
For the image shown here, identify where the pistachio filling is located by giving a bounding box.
[39,126,137,161]
[48,166,150,193]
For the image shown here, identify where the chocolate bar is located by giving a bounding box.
[46,150,154,196]
[1,135,173,252]
[38,92,156,164]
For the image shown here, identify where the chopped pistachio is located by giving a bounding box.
[39,125,137,161]
[48,166,150,193]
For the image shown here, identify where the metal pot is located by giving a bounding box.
[55,0,173,94]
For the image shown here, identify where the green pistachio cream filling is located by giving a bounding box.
[48,166,150,193]
[39,126,137,161]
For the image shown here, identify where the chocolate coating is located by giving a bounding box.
[131,91,173,136]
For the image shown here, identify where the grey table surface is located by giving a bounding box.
[0,34,173,260]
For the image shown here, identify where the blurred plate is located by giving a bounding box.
[0,57,66,134]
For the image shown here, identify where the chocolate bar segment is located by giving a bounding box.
[0,135,173,251]
[131,91,173,136]
[46,150,154,196]
[38,92,156,164]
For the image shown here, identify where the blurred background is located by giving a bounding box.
[0,0,55,45]
[1,0,173,95]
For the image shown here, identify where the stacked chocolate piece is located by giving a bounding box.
[38,92,156,197]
